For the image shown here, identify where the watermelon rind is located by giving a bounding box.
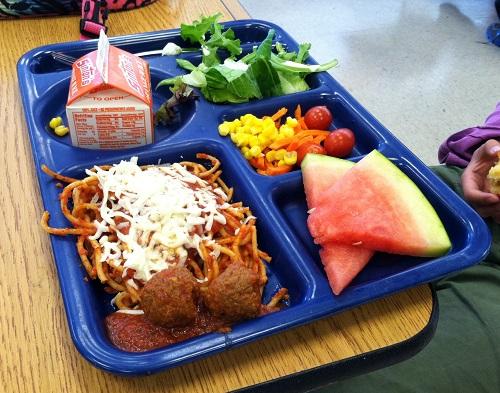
[368,151,451,256]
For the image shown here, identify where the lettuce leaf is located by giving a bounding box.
[180,13,222,44]
[205,23,242,57]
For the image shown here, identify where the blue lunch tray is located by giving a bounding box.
[17,20,491,375]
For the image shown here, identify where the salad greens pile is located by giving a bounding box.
[157,14,338,104]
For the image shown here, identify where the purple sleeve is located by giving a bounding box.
[438,103,500,167]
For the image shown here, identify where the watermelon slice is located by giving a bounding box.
[301,154,375,295]
[308,150,451,257]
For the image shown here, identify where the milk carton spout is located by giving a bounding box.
[96,30,110,84]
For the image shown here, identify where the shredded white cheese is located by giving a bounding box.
[86,157,230,283]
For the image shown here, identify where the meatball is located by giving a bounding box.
[141,266,198,328]
[204,263,262,323]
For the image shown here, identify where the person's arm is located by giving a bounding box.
[461,139,500,222]
[438,103,500,222]
[438,103,500,167]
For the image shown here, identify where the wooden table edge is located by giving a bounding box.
[233,284,438,393]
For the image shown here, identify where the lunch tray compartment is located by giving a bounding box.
[271,151,476,292]
[18,20,491,375]
[34,69,198,148]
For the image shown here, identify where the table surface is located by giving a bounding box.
[0,1,435,392]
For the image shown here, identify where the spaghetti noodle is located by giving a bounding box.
[41,153,287,313]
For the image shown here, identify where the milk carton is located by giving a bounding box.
[66,32,153,149]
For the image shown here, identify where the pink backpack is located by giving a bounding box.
[0,0,158,39]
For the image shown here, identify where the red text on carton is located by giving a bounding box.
[66,39,153,149]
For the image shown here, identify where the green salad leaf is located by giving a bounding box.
[157,14,338,104]
[180,14,222,44]
[205,22,242,57]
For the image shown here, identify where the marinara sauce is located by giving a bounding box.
[105,303,281,352]
[105,303,228,352]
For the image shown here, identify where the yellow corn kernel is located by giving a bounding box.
[286,117,298,128]
[275,149,286,160]
[279,125,295,138]
[250,125,262,135]
[54,125,69,137]
[236,134,249,147]
[241,114,255,124]
[248,117,261,128]
[266,150,276,162]
[284,151,297,166]
[244,150,253,160]
[278,159,286,167]
[241,146,250,155]
[229,121,239,131]
[269,131,279,142]
[241,124,252,134]
[49,116,63,129]
[275,133,287,142]
[218,122,231,136]
[248,136,259,148]
[230,132,239,143]
[229,121,241,133]
[258,134,270,147]
[249,145,261,157]
[263,117,275,127]
[263,123,277,136]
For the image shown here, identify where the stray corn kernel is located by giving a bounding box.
[54,125,69,137]
[49,116,63,129]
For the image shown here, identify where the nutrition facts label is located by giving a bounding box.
[70,109,152,149]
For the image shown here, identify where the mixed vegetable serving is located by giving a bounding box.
[218,105,356,175]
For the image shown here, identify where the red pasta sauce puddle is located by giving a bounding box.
[105,303,279,352]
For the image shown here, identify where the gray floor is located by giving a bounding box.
[239,0,500,165]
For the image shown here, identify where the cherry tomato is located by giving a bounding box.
[304,106,333,130]
[296,142,326,165]
[323,128,355,158]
